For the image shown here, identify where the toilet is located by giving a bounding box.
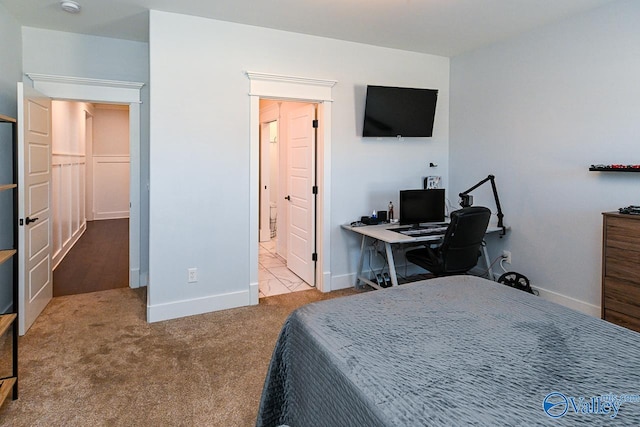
[269,202,277,238]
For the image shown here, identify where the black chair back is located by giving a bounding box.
[439,206,492,273]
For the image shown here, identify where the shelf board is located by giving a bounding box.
[0,314,16,337]
[0,114,16,124]
[0,250,16,267]
[0,184,17,192]
[0,377,16,407]
[589,167,640,172]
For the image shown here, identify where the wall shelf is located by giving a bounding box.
[590,165,640,172]
[0,250,17,266]
[0,114,18,406]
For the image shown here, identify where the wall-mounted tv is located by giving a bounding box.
[362,85,438,138]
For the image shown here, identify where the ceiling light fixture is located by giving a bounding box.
[60,1,81,14]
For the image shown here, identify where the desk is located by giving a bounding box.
[342,222,503,289]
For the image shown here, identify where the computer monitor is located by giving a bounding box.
[399,189,445,227]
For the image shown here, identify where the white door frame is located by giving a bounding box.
[247,71,336,303]
[259,104,279,243]
[24,73,145,288]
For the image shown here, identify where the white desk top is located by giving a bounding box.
[341,222,504,244]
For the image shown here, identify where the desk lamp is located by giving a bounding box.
[459,174,506,236]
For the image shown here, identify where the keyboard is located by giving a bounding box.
[393,226,448,237]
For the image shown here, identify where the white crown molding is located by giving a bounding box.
[24,73,144,103]
[26,73,145,90]
[246,71,336,102]
[246,71,337,88]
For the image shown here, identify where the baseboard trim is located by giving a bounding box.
[93,212,130,220]
[249,281,259,305]
[318,270,332,292]
[335,271,600,317]
[489,271,600,317]
[147,290,250,323]
[330,264,426,291]
[533,285,600,317]
[139,271,149,288]
[328,273,355,291]
[130,268,140,288]
[52,222,86,271]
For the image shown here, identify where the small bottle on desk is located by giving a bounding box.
[388,202,394,221]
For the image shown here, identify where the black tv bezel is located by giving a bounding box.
[362,85,438,138]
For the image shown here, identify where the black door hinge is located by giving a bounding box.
[312,253,318,262]
[312,119,319,128]
[312,185,318,194]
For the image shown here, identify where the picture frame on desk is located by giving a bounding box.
[424,176,441,189]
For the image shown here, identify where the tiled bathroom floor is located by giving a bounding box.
[259,239,314,298]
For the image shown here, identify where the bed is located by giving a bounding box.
[256,276,640,426]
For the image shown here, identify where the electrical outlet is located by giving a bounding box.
[187,268,198,283]
[502,250,512,264]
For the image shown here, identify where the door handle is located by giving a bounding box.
[285,195,291,201]
[25,216,39,225]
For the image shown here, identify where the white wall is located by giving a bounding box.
[93,106,129,155]
[450,0,640,315]
[149,11,449,320]
[21,27,150,283]
[92,105,130,220]
[0,5,21,119]
[51,100,90,269]
[0,4,22,312]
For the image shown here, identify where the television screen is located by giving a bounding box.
[363,85,438,137]
[399,189,445,226]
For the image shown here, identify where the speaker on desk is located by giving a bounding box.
[377,211,387,222]
[361,216,378,225]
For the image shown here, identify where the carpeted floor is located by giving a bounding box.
[0,286,364,426]
[53,219,129,297]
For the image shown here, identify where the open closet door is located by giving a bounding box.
[17,82,53,335]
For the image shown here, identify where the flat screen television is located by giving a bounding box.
[399,189,445,227]
[362,85,438,137]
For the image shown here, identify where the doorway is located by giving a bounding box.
[19,74,144,335]
[51,101,131,297]
[258,100,317,298]
[247,71,336,304]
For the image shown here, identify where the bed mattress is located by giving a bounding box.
[256,276,640,426]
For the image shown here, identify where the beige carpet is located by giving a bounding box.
[0,286,363,426]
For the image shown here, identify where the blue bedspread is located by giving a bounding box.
[256,276,640,426]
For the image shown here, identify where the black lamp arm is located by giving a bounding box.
[459,174,506,235]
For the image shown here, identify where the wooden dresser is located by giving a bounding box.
[602,212,640,332]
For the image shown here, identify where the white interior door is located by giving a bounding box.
[259,122,271,242]
[17,83,53,335]
[285,104,315,286]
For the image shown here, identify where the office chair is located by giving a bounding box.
[405,206,491,277]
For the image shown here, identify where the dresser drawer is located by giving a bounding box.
[603,246,640,284]
[603,276,640,315]
[603,308,640,333]
[605,216,640,251]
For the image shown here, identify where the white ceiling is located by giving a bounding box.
[0,0,617,57]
